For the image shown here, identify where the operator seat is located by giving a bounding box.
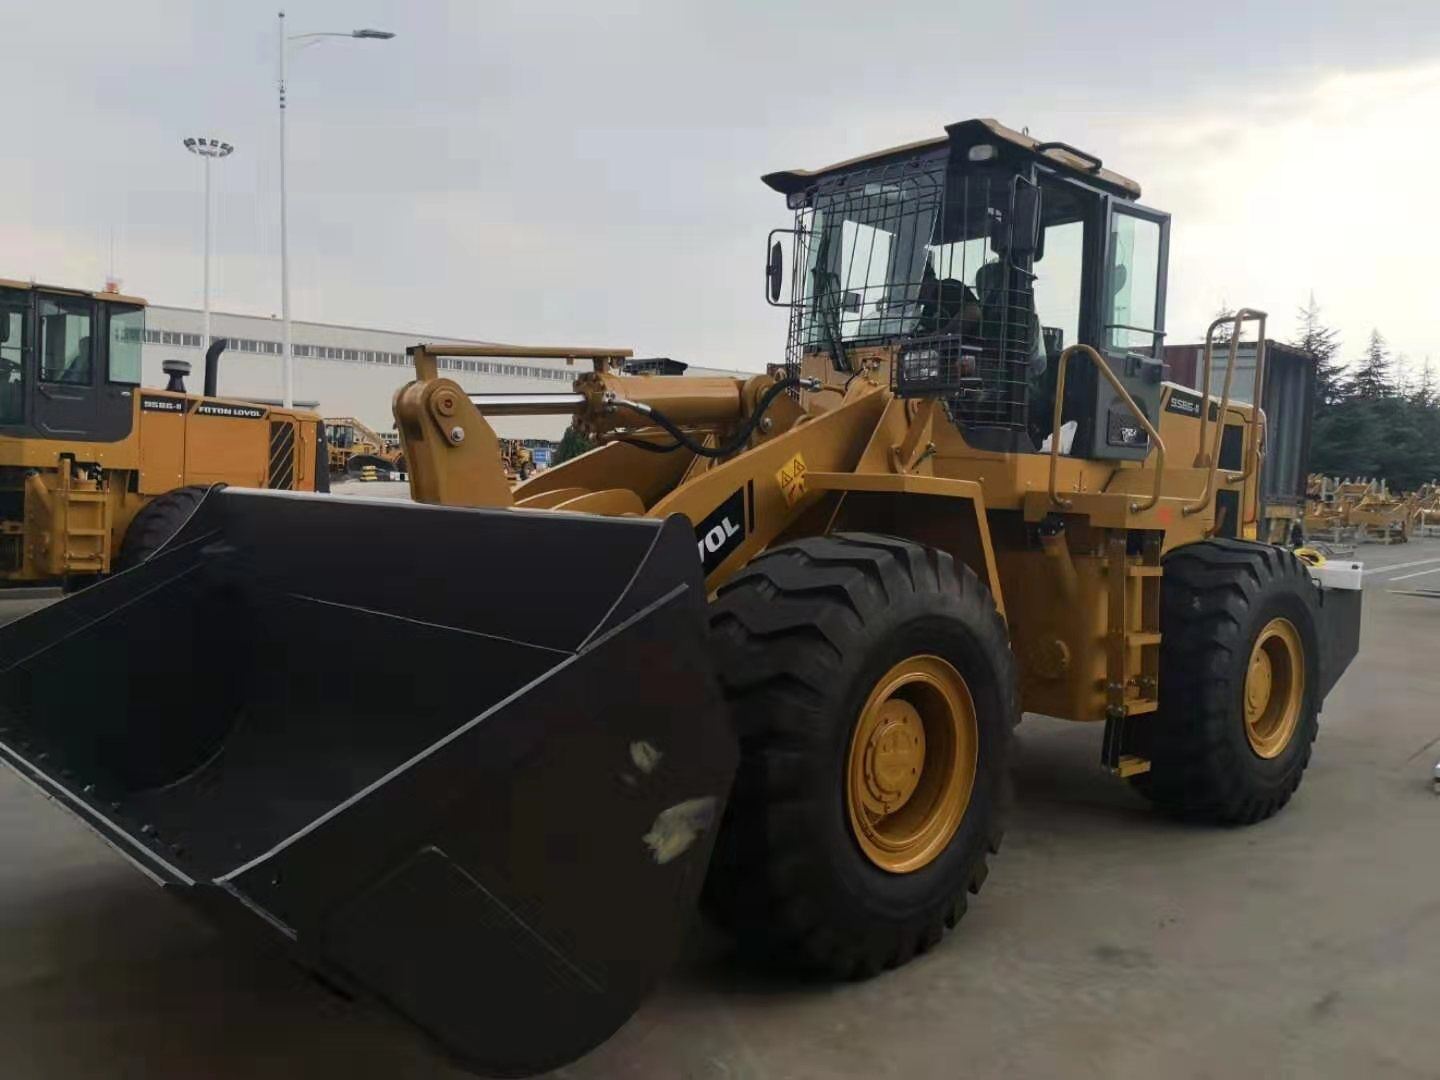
[975,260,1053,449]
[974,262,1045,381]
[916,265,979,335]
[61,336,92,385]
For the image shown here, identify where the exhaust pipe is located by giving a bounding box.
[203,339,226,397]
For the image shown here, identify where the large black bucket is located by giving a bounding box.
[0,487,736,1076]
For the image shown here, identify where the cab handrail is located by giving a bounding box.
[1184,309,1267,517]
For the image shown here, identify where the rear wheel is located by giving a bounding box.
[705,533,1015,977]
[115,485,211,572]
[1134,538,1322,823]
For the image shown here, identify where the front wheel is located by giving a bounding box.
[1134,539,1322,824]
[704,533,1015,977]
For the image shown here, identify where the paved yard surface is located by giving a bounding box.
[1,536,1436,1078]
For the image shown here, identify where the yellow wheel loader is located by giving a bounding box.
[0,280,327,584]
[324,415,405,478]
[0,121,1361,1076]
[498,437,534,482]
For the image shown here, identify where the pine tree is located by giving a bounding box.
[1411,356,1436,409]
[1212,300,1236,344]
[1349,329,1394,401]
[1394,355,1414,399]
[552,425,594,465]
[1292,292,1343,408]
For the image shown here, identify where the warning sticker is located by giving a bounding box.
[776,453,808,508]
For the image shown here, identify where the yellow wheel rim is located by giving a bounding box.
[1244,617,1305,759]
[846,655,978,874]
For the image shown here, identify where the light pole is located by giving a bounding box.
[277,11,394,408]
[182,136,235,354]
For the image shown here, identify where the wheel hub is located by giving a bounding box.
[860,700,926,815]
[846,655,978,874]
[1243,617,1304,759]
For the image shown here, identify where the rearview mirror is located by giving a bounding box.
[1010,185,1041,257]
[767,240,785,303]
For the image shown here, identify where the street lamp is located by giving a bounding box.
[182,136,235,356]
[276,11,395,407]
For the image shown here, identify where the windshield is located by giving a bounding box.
[796,161,945,351]
[794,161,1026,355]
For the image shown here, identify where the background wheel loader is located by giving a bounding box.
[324,415,406,478]
[0,280,327,585]
[0,120,1361,1076]
[498,437,534,482]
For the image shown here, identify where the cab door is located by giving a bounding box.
[1104,202,1170,355]
[33,292,100,439]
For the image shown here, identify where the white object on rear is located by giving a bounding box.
[1307,560,1363,591]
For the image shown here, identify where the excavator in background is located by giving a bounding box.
[0,280,326,584]
[324,415,405,478]
[0,121,1362,1076]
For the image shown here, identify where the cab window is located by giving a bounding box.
[1108,210,1163,352]
[1032,207,1085,355]
[39,296,94,385]
[107,304,144,384]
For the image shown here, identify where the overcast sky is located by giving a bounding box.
[6,1,1440,380]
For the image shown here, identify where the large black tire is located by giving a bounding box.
[115,485,210,572]
[345,454,394,477]
[1134,538,1322,824]
[704,533,1015,977]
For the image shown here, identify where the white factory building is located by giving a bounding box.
[140,304,748,440]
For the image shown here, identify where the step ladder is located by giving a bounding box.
[1102,530,1162,777]
[60,489,110,574]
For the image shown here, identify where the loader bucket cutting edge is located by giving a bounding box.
[0,486,737,1077]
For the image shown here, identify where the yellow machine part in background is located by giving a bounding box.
[0,279,324,585]
[1,389,324,583]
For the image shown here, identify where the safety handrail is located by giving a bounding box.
[1049,344,1167,513]
[1184,309,1267,517]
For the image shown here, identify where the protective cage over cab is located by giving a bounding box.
[763,118,1171,458]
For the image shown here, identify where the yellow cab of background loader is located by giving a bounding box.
[0,278,326,584]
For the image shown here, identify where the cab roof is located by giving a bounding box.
[762,118,1141,201]
[0,277,148,307]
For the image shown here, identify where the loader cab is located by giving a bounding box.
[324,421,356,450]
[0,281,145,444]
[763,118,1170,459]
